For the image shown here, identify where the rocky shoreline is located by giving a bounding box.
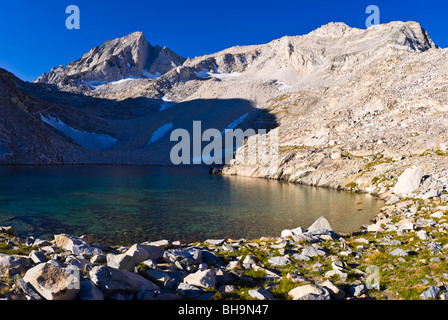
[0,163,447,300]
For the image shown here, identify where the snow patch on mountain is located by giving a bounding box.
[222,113,249,133]
[159,97,177,111]
[147,122,174,145]
[40,114,118,150]
[194,69,242,80]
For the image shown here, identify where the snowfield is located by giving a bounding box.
[40,114,118,150]
[147,122,174,145]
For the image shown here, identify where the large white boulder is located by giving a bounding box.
[307,216,333,233]
[393,166,423,196]
[23,262,80,300]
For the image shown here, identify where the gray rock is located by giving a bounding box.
[201,250,224,266]
[183,269,217,289]
[292,253,311,261]
[420,285,440,300]
[440,291,448,300]
[140,245,165,260]
[54,234,102,256]
[417,230,430,241]
[422,189,439,200]
[89,265,159,293]
[430,211,444,218]
[281,227,303,238]
[139,269,171,286]
[140,259,157,270]
[302,246,326,257]
[33,239,52,247]
[288,284,330,300]
[253,266,282,281]
[248,288,273,300]
[222,243,235,252]
[205,239,225,246]
[90,254,106,264]
[0,253,31,275]
[307,216,333,234]
[267,256,291,266]
[428,242,443,253]
[390,248,408,257]
[143,239,173,249]
[430,257,441,263]
[80,279,104,300]
[177,282,204,298]
[270,241,287,249]
[292,233,320,243]
[68,257,91,272]
[163,248,202,265]
[137,291,156,300]
[393,166,423,196]
[355,238,369,244]
[287,273,306,283]
[124,244,150,263]
[325,269,348,281]
[219,284,237,293]
[18,278,42,300]
[350,284,366,297]
[331,260,347,271]
[242,255,257,266]
[215,269,241,285]
[136,290,155,300]
[106,253,135,272]
[321,280,345,299]
[226,260,240,270]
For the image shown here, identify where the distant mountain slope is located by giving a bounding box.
[0,68,120,164]
[2,21,446,169]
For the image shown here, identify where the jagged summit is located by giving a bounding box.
[35,31,186,87]
[35,21,436,92]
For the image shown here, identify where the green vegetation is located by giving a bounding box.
[0,242,38,256]
[345,181,359,189]
[419,149,448,157]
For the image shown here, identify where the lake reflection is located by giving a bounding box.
[0,166,382,245]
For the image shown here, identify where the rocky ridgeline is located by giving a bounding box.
[1,165,448,301]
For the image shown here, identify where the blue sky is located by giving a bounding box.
[0,0,447,82]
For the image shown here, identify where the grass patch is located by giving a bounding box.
[0,242,38,256]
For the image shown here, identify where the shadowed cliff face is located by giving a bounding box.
[1,68,278,165]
